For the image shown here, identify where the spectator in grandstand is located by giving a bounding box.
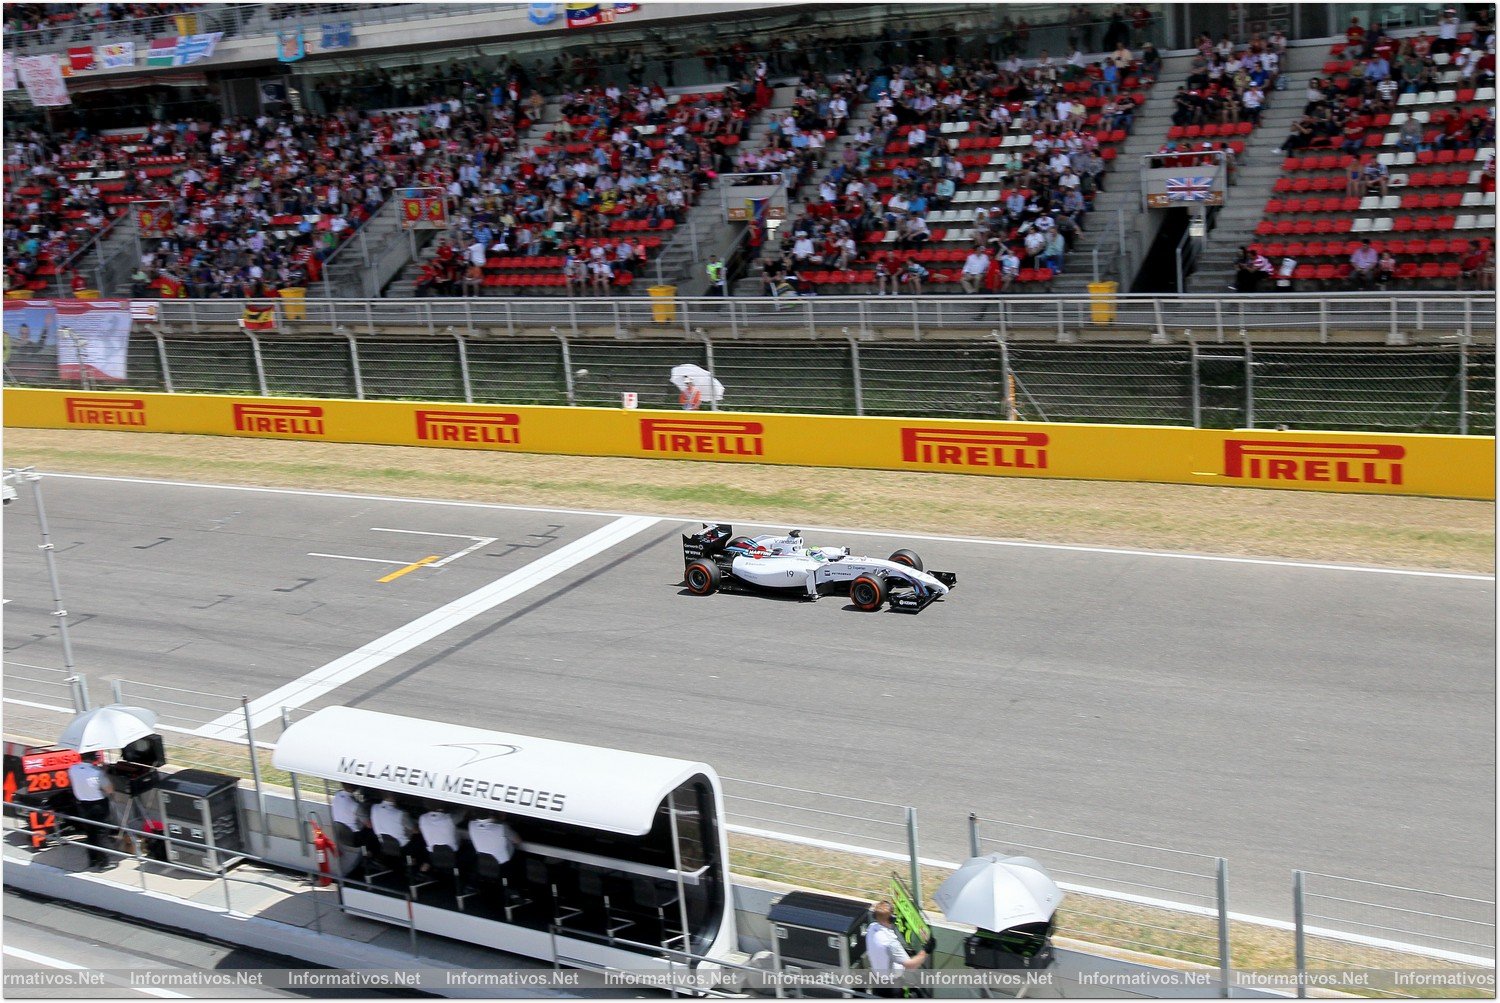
[1362,158,1390,198]
[1435,8,1462,56]
[897,259,928,295]
[1349,239,1380,289]
[1278,116,1316,153]
[1458,242,1494,289]
[1396,116,1426,154]
[1376,249,1398,290]
[1232,246,1264,292]
[960,248,991,294]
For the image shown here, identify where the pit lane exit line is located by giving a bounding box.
[193,515,661,740]
[3,946,191,999]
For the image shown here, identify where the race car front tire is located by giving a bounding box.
[850,574,887,611]
[685,561,720,595]
[888,548,924,572]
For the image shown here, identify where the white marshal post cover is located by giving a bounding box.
[274,707,717,835]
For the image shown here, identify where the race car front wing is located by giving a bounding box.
[889,571,957,614]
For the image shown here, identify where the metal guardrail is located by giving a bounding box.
[127,292,1496,346]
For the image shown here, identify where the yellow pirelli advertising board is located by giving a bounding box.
[5,390,1493,500]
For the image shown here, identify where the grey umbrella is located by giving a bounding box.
[933,854,1064,931]
[57,705,158,753]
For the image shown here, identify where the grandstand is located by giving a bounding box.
[1,3,1494,305]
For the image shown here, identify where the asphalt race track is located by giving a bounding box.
[3,474,1493,919]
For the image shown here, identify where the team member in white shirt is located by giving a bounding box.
[67,757,115,869]
[865,900,933,997]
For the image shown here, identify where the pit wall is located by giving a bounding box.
[5,389,1492,501]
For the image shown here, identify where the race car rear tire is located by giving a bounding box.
[888,548,924,572]
[685,561,720,595]
[851,574,887,611]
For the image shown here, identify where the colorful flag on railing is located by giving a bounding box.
[146,38,177,67]
[565,2,616,28]
[173,13,199,35]
[277,27,304,62]
[67,47,95,73]
[745,196,770,222]
[528,3,559,24]
[614,2,640,12]
[320,21,352,49]
[240,302,277,331]
[174,32,222,65]
[16,54,69,106]
[2,54,16,91]
[98,41,135,69]
[1164,177,1215,202]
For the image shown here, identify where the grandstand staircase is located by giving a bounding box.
[322,197,410,298]
[1184,69,1318,293]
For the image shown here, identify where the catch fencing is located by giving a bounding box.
[970,814,1231,982]
[1293,871,1497,999]
[6,332,1493,435]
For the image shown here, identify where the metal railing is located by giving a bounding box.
[971,814,1232,992]
[721,778,920,904]
[10,325,1491,435]
[1292,871,1497,999]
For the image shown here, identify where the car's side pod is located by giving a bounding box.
[683,523,734,563]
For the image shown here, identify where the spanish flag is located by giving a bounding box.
[241,302,277,330]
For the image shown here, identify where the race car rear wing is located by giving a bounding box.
[683,523,734,563]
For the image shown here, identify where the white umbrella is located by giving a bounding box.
[669,364,725,404]
[933,854,1063,931]
[57,705,158,753]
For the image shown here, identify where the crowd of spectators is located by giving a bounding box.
[4,3,204,45]
[744,42,1142,297]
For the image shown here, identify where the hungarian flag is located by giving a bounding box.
[67,47,95,72]
[146,38,177,68]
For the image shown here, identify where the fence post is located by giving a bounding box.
[282,707,310,859]
[848,333,864,416]
[704,334,717,413]
[967,812,980,858]
[154,331,174,394]
[1243,337,1255,429]
[345,332,364,400]
[996,333,1015,421]
[455,334,473,404]
[111,679,124,704]
[1292,870,1307,999]
[558,334,576,407]
[1190,338,1201,428]
[1318,299,1328,344]
[241,695,269,841]
[1216,857,1231,998]
[246,332,269,396]
[27,471,82,699]
[1458,336,1469,435]
[906,806,922,909]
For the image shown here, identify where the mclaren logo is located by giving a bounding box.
[901,427,1049,469]
[1224,439,1404,485]
[640,418,764,456]
[232,402,325,437]
[415,410,521,446]
[435,742,522,768]
[64,396,147,427]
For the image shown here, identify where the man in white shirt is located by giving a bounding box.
[468,812,521,878]
[960,248,992,293]
[331,783,375,849]
[68,756,115,869]
[864,900,932,997]
[371,794,422,864]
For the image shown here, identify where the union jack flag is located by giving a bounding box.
[1165,177,1215,202]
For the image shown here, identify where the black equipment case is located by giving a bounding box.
[767,891,871,969]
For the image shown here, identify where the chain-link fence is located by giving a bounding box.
[1293,871,1496,999]
[7,332,1494,434]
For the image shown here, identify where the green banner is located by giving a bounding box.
[888,872,929,949]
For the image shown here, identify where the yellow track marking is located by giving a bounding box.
[377,555,440,583]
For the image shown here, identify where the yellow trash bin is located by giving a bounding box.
[648,284,677,323]
[5,290,30,300]
[279,286,307,321]
[74,289,100,300]
[1088,281,1118,325]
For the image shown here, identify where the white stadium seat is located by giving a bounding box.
[1454,214,1477,229]
[1479,214,1496,229]
[1461,191,1483,207]
[1476,87,1496,102]
[1435,90,1456,104]
[1371,217,1394,232]
[1395,151,1417,166]
[1397,92,1418,106]
[1351,217,1374,232]
[1485,193,1497,207]
[1380,195,1403,210]
[1377,151,1397,166]
[1417,91,1437,105]
[1360,196,1383,210]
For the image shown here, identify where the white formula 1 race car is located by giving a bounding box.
[681,524,956,613]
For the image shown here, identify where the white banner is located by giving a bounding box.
[54,300,132,381]
[16,54,70,106]
[98,41,136,69]
[2,53,17,91]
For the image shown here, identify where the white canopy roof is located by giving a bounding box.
[273,707,717,836]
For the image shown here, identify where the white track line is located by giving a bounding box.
[194,515,660,739]
[3,945,190,998]
[2,697,76,714]
[41,474,1494,582]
